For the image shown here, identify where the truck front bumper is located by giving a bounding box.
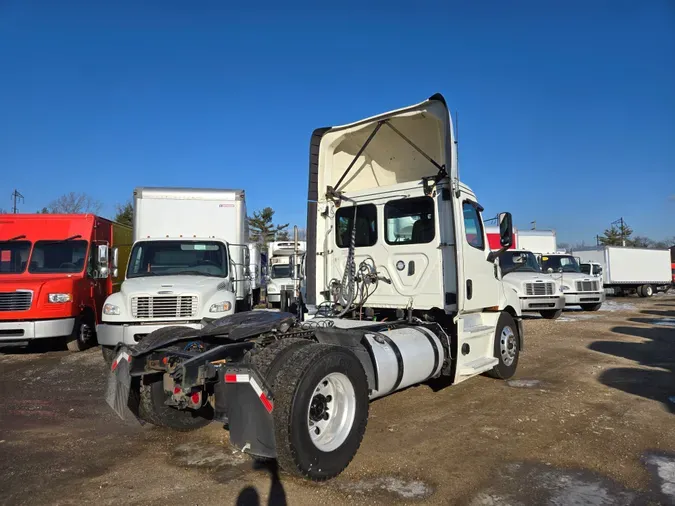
[0,317,75,343]
[267,293,280,303]
[97,321,203,346]
[519,296,565,311]
[563,292,606,306]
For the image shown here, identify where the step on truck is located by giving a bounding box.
[0,214,131,351]
[105,94,524,481]
[97,187,252,362]
[575,245,672,297]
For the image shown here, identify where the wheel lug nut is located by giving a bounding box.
[323,413,329,420]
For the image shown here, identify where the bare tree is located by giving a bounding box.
[47,192,103,214]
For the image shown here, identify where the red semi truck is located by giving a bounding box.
[0,214,131,351]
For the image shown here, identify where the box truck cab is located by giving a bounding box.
[266,240,305,309]
[539,253,605,310]
[498,250,565,319]
[105,94,524,482]
[0,214,131,351]
[97,188,251,355]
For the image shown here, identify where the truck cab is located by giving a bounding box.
[580,261,603,278]
[498,250,565,319]
[266,240,305,309]
[539,253,605,310]
[0,214,130,351]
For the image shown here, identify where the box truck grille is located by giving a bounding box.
[0,291,33,311]
[281,285,294,292]
[524,282,555,296]
[131,296,198,319]
[576,280,599,292]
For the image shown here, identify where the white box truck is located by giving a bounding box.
[97,187,251,355]
[266,240,306,310]
[574,246,672,297]
[517,229,558,255]
[105,94,524,482]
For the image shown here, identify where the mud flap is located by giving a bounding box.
[104,349,142,424]
[215,366,277,459]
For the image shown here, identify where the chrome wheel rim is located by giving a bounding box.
[500,326,517,366]
[307,372,356,452]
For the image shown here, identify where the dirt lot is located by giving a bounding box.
[1,295,674,506]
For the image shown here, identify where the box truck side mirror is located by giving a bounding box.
[96,245,110,279]
[488,212,514,262]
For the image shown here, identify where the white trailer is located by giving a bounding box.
[517,229,557,255]
[105,94,524,482]
[574,246,672,297]
[97,187,251,350]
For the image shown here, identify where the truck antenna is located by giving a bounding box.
[11,189,24,214]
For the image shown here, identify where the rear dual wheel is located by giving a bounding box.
[638,285,654,298]
[251,340,369,481]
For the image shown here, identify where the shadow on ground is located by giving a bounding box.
[235,461,287,506]
[589,322,675,414]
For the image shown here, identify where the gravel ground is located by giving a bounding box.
[1,294,674,505]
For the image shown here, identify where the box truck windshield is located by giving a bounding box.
[127,240,228,278]
[501,251,541,274]
[542,255,580,273]
[0,240,31,273]
[29,240,88,274]
[271,264,291,279]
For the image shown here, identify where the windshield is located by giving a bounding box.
[271,264,291,279]
[541,255,580,273]
[0,241,32,274]
[28,240,88,274]
[500,251,541,274]
[127,240,228,278]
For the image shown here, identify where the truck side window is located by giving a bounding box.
[462,202,485,250]
[336,204,377,248]
[384,197,435,245]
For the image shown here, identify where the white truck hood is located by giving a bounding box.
[120,275,230,296]
[503,271,559,295]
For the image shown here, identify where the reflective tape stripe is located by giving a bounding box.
[223,371,273,413]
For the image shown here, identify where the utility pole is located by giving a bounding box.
[11,189,24,214]
[611,217,627,246]
[530,220,536,230]
[596,235,601,246]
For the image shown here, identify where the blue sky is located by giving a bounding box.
[1,0,673,244]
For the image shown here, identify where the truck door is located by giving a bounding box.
[456,197,501,312]
[91,220,113,322]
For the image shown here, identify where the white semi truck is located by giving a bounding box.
[574,246,672,297]
[248,243,266,306]
[97,187,252,360]
[105,94,524,481]
[266,240,306,310]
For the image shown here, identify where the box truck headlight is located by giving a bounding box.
[267,285,279,294]
[210,301,232,313]
[103,303,120,315]
[560,285,570,292]
[48,293,72,303]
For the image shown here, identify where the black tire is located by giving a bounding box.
[486,312,519,380]
[136,378,213,431]
[102,345,115,366]
[66,314,95,352]
[271,343,369,481]
[636,285,645,297]
[580,303,602,311]
[642,285,654,298]
[540,309,563,319]
[249,338,313,384]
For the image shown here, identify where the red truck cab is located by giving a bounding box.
[0,214,131,351]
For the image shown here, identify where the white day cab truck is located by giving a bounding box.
[97,187,252,362]
[105,95,524,481]
[266,240,305,310]
[574,246,672,297]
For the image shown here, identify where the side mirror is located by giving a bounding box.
[498,212,513,248]
[112,247,119,269]
[547,268,554,274]
[97,245,109,267]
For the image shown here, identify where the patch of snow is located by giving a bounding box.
[507,379,542,388]
[172,442,247,468]
[645,454,675,501]
[651,318,675,327]
[338,476,433,500]
[599,300,635,312]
